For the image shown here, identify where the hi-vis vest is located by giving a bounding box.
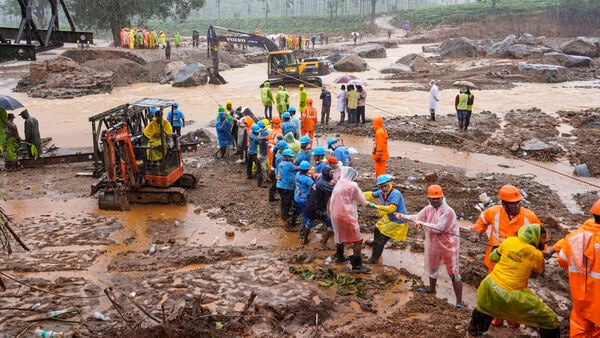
[457,93,469,110]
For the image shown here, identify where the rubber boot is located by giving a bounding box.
[350,255,371,273]
[467,308,493,337]
[430,112,436,121]
[539,327,560,338]
[367,241,384,264]
[334,243,348,262]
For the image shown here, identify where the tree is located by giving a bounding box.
[66,0,204,46]
[369,0,377,25]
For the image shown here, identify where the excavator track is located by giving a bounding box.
[126,187,187,206]
[176,173,198,189]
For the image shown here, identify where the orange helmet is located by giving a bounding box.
[498,184,523,202]
[427,185,444,198]
[591,198,600,215]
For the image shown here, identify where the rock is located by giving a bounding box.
[395,53,431,72]
[520,138,550,151]
[488,35,517,58]
[422,45,440,53]
[507,44,551,59]
[560,37,600,58]
[83,58,147,86]
[62,49,147,65]
[165,61,187,80]
[172,63,209,87]
[380,63,412,74]
[534,36,548,46]
[541,52,592,68]
[517,63,567,83]
[352,44,387,58]
[517,33,536,46]
[439,37,480,58]
[381,41,398,48]
[424,172,438,182]
[542,214,560,228]
[334,55,368,72]
[218,52,247,68]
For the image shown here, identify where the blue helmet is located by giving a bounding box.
[300,135,310,144]
[288,106,296,113]
[327,137,338,149]
[376,174,391,185]
[312,146,325,156]
[282,149,294,157]
[282,112,291,119]
[149,107,158,114]
[277,140,288,149]
[257,120,266,128]
[299,161,310,171]
[251,124,260,133]
[173,102,179,108]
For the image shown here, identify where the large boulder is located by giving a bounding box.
[488,35,517,58]
[396,53,430,72]
[507,44,551,59]
[518,63,567,83]
[422,45,440,53]
[352,44,387,58]
[165,61,187,80]
[172,63,209,87]
[517,33,536,46]
[380,63,412,74]
[439,37,479,58]
[218,52,247,68]
[560,37,600,58]
[334,55,368,72]
[541,52,592,68]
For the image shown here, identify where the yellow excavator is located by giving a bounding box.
[207,25,330,87]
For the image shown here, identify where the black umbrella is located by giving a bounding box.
[0,95,24,111]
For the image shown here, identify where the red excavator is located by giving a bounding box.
[90,98,197,210]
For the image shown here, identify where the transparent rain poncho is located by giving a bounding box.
[328,167,368,244]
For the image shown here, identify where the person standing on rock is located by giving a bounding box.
[363,174,408,265]
[319,86,331,125]
[556,198,600,337]
[396,185,463,308]
[371,116,389,178]
[465,88,475,131]
[19,110,41,159]
[455,87,469,132]
[261,81,274,120]
[467,224,559,338]
[165,41,171,60]
[328,166,371,273]
[428,80,439,121]
[336,85,347,124]
[166,102,185,137]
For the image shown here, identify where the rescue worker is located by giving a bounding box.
[150,29,158,49]
[174,32,181,48]
[215,107,232,163]
[160,31,166,48]
[19,110,41,159]
[128,28,135,49]
[298,84,308,113]
[120,28,129,48]
[467,224,559,338]
[294,136,312,165]
[276,85,290,117]
[372,116,389,179]
[312,146,327,175]
[166,102,185,137]
[328,166,371,273]
[319,86,332,125]
[3,112,21,170]
[261,81,274,120]
[327,137,351,167]
[293,161,314,229]
[302,166,337,251]
[556,198,600,337]
[269,140,288,202]
[267,116,282,176]
[225,100,237,150]
[470,184,542,327]
[165,41,171,60]
[396,185,462,307]
[281,112,297,139]
[455,87,469,132]
[429,80,439,121]
[289,106,301,139]
[277,149,298,231]
[465,88,475,131]
[143,108,173,161]
[346,84,359,124]
[364,174,408,264]
[284,132,300,156]
[257,120,270,186]
[247,124,264,187]
[301,98,317,146]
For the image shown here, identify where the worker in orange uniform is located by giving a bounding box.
[301,98,317,146]
[371,116,389,178]
[470,184,542,327]
[267,115,282,177]
[556,198,600,337]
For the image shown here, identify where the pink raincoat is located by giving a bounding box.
[328,167,369,244]
[405,198,460,278]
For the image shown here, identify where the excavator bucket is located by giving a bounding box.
[98,190,130,211]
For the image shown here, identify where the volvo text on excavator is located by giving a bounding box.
[207,25,330,87]
[90,98,197,211]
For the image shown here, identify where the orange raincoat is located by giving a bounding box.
[371,116,389,178]
[301,98,317,145]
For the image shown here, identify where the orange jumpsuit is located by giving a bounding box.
[557,219,600,337]
[301,100,317,146]
[267,116,282,174]
[472,205,541,272]
[371,116,389,178]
